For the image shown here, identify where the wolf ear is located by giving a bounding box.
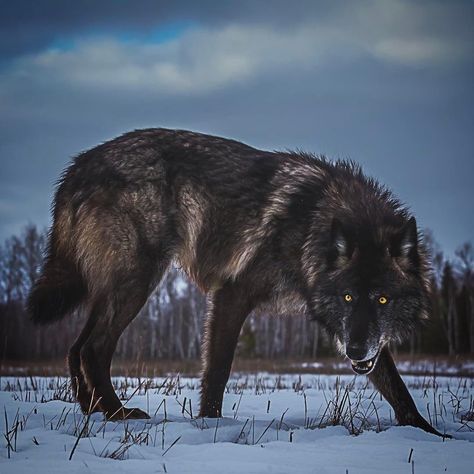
[330,217,352,259]
[391,217,419,265]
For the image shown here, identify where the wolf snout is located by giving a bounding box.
[345,344,368,362]
[346,343,381,375]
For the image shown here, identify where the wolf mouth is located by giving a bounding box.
[349,349,381,375]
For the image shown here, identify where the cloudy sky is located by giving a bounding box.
[0,0,472,255]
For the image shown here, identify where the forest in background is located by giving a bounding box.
[0,224,473,363]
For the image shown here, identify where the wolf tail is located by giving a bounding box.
[28,218,87,324]
[28,252,87,324]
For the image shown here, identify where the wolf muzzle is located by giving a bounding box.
[346,343,381,375]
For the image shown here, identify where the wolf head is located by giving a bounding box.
[308,214,431,375]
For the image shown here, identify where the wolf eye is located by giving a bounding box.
[344,294,353,303]
[378,296,388,305]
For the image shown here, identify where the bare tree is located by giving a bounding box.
[441,262,457,355]
[455,243,474,352]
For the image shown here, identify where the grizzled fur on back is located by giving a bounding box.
[27,129,438,434]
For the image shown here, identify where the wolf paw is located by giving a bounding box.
[399,414,451,438]
[105,407,151,421]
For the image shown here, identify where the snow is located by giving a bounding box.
[1,373,473,473]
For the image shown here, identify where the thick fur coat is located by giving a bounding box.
[28,129,442,436]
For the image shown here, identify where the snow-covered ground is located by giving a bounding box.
[1,373,473,473]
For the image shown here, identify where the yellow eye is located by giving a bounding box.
[344,294,353,303]
[378,296,388,305]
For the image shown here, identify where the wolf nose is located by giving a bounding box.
[346,344,367,361]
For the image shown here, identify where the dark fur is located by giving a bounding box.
[28,129,442,434]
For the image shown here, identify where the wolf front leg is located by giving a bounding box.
[369,347,449,437]
[199,281,255,418]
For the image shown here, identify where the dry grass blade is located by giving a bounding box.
[255,418,275,444]
[162,436,181,456]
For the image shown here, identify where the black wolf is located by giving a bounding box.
[28,128,442,435]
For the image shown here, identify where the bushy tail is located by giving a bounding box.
[28,252,87,325]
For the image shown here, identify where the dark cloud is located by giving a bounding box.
[1,0,472,61]
[0,0,330,60]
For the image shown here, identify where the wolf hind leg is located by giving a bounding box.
[79,262,169,420]
[69,307,102,413]
[368,347,449,437]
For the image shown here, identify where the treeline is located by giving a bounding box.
[0,225,473,362]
